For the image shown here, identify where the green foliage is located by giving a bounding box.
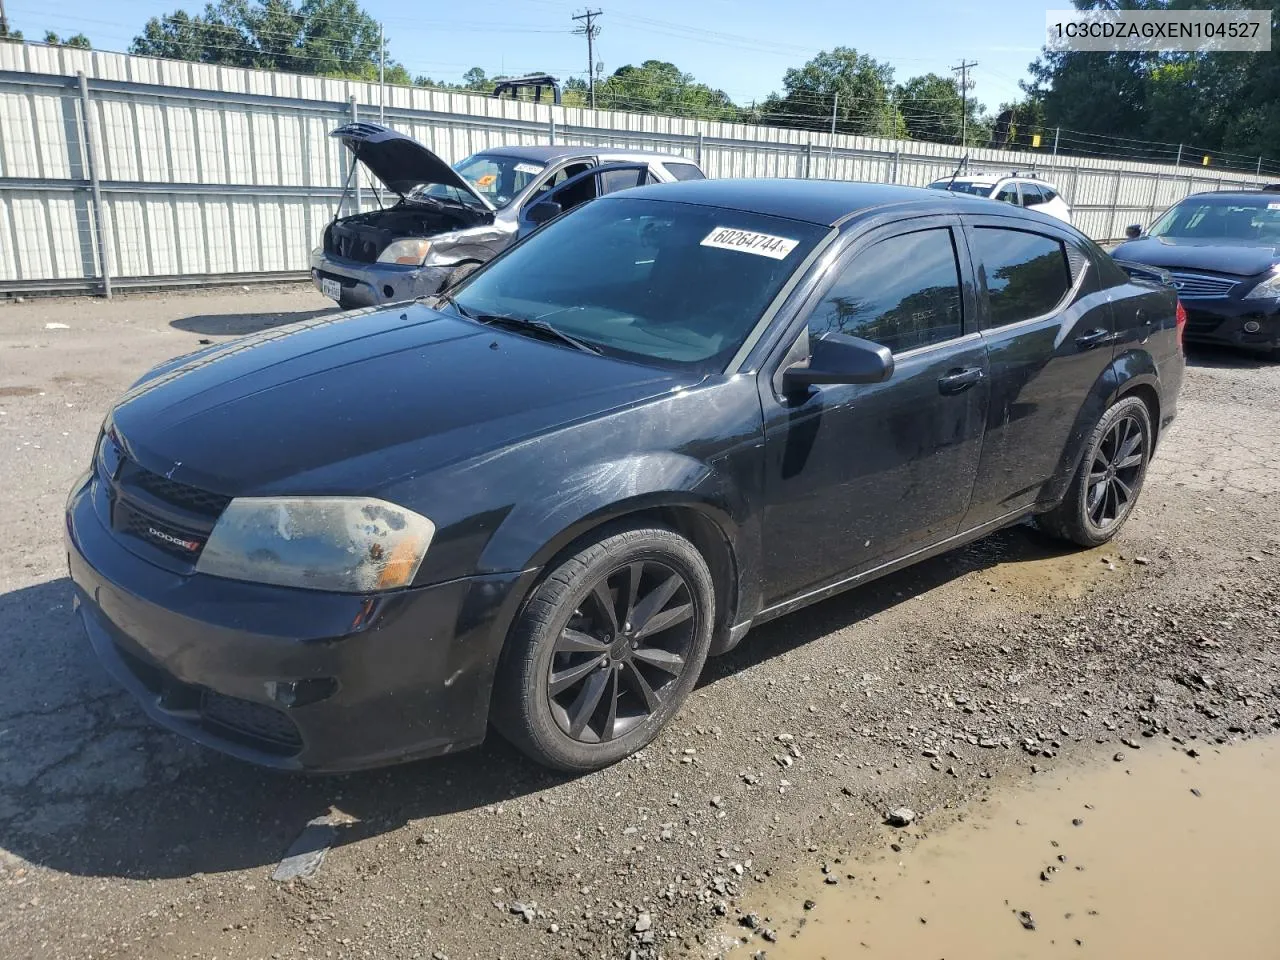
[760,47,899,136]
[1025,0,1280,164]
[597,60,739,121]
[43,31,92,49]
[895,73,983,145]
[130,0,410,82]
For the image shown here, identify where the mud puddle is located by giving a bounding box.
[731,737,1280,958]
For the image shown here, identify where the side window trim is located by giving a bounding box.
[960,218,1092,332]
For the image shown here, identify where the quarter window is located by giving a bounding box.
[807,228,964,354]
[972,227,1074,327]
[664,162,705,181]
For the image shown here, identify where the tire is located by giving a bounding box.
[492,526,715,773]
[1036,395,1153,548]
[442,260,482,291]
[337,294,360,311]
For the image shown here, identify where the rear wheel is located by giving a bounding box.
[1036,395,1153,547]
[492,526,714,773]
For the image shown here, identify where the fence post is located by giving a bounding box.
[1106,170,1123,241]
[696,130,703,166]
[1175,143,1183,168]
[1052,127,1060,156]
[77,71,112,300]
[1258,155,1264,177]
[891,150,900,184]
[1069,165,1081,207]
[804,142,813,179]
[549,116,556,146]
[349,96,361,216]
[1146,172,1159,226]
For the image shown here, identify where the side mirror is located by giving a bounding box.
[782,332,894,393]
[1125,223,1143,239]
[527,200,562,226]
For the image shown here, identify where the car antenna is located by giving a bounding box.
[946,154,969,191]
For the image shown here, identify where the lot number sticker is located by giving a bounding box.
[701,227,799,260]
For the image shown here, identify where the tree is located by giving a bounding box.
[43,31,92,49]
[131,0,411,82]
[597,60,739,121]
[760,47,897,136]
[894,73,981,144]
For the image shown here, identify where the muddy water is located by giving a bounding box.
[738,738,1280,958]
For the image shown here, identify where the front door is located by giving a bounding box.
[758,218,990,605]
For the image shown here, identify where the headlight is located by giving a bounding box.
[1244,269,1280,299]
[195,497,435,593]
[377,239,432,266]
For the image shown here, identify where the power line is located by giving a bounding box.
[952,59,977,147]
[571,8,601,109]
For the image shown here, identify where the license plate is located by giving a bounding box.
[320,278,342,301]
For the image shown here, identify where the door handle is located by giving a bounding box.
[937,366,985,395]
[1075,328,1112,349]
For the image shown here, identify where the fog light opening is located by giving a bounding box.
[383,284,395,298]
[1243,319,1262,334]
[266,677,338,708]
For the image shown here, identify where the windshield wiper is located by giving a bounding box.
[470,312,603,355]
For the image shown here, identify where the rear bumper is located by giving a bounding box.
[1182,300,1280,352]
[66,475,537,772]
[310,251,451,307]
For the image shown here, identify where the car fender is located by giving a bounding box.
[1040,360,1123,506]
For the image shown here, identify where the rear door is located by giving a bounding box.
[958,215,1115,528]
[758,216,991,603]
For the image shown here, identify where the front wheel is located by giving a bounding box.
[1036,395,1153,547]
[492,526,715,773]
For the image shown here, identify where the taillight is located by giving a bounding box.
[1175,299,1187,349]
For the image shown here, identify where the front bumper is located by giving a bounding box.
[310,250,451,307]
[1182,300,1280,352]
[65,476,536,772]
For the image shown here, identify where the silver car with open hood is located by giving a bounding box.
[310,123,706,308]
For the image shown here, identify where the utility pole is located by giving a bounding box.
[572,9,602,109]
[0,0,9,37]
[952,59,977,147]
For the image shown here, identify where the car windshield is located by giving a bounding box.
[929,181,994,197]
[1148,197,1280,244]
[443,196,830,374]
[409,153,546,209]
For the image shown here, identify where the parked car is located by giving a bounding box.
[310,123,706,308]
[928,173,1072,224]
[67,179,1182,774]
[1112,190,1280,357]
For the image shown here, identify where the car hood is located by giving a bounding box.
[109,305,693,495]
[1111,235,1280,277]
[330,122,494,210]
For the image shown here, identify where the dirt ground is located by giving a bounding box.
[0,286,1277,960]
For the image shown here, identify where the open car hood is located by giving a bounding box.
[329,122,494,211]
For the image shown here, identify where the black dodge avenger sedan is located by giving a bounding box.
[66,179,1183,773]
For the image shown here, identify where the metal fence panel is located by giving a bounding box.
[0,47,1270,295]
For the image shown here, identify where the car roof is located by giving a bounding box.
[472,144,695,165]
[616,177,1007,226]
[1183,190,1280,200]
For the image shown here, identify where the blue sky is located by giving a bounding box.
[5,0,1056,111]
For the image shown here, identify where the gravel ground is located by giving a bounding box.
[1,286,1277,960]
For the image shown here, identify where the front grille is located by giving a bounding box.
[200,691,303,754]
[1185,314,1223,336]
[123,464,231,517]
[1169,271,1238,300]
[115,500,207,559]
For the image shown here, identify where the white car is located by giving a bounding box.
[928,174,1072,224]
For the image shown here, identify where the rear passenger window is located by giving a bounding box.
[996,184,1020,205]
[972,227,1074,327]
[808,228,963,354]
[600,168,646,194]
[664,162,705,181]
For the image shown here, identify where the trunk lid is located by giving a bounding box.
[331,122,495,211]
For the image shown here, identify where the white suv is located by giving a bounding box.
[928,174,1073,224]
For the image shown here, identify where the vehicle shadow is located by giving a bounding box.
[170,307,336,337]
[1184,344,1275,370]
[0,524,1075,882]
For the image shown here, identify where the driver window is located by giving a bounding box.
[528,161,592,205]
[996,183,1020,205]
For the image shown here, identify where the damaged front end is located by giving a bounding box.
[312,122,504,308]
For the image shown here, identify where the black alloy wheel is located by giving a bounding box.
[547,559,696,744]
[1084,411,1146,531]
[1036,394,1153,548]
[492,526,715,772]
